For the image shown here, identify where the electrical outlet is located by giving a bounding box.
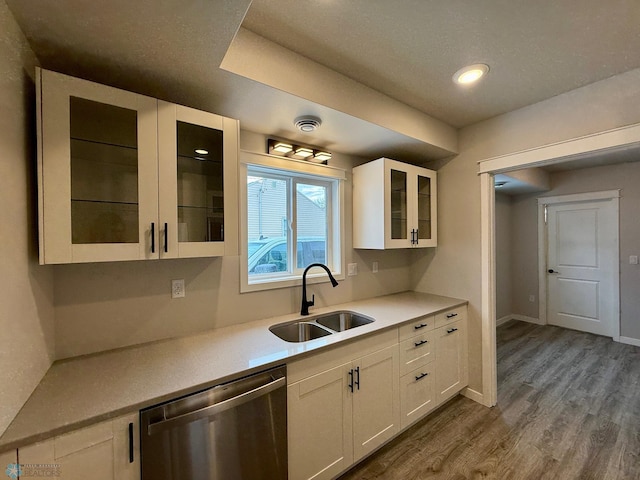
[372,261,379,273]
[529,295,535,303]
[630,255,638,265]
[347,263,358,276]
[172,279,185,298]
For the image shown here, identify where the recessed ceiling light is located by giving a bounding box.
[453,64,489,85]
[195,149,209,155]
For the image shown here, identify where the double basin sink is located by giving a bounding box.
[270,311,374,342]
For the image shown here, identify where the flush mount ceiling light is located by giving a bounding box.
[453,63,490,85]
[294,116,322,133]
[495,181,508,188]
[267,138,332,165]
[294,147,314,158]
[272,142,293,154]
[313,151,332,163]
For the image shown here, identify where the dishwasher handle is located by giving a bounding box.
[147,375,286,436]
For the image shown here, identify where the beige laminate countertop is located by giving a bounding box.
[0,291,466,452]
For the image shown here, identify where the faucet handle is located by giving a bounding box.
[309,294,315,307]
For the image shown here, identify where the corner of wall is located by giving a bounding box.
[0,0,55,437]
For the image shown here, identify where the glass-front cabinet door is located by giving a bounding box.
[157,102,238,258]
[37,69,239,264]
[38,69,158,264]
[415,170,437,247]
[382,160,437,248]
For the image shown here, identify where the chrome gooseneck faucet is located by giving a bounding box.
[301,263,339,315]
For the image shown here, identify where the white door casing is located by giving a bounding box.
[538,191,620,338]
[479,123,640,409]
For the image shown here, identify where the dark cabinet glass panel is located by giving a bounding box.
[417,175,432,240]
[390,169,407,240]
[176,121,224,243]
[70,97,139,244]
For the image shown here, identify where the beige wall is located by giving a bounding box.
[509,193,539,318]
[509,161,640,340]
[413,66,640,395]
[53,130,414,358]
[0,1,55,436]
[495,193,512,320]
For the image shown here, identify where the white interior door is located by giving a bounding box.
[545,197,619,337]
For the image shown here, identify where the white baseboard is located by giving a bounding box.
[496,314,544,326]
[511,314,544,325]
[618,336,640,347]
[462,387,484,405]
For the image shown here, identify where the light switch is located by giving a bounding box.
[630,255,638,265]
[347,263,358,276]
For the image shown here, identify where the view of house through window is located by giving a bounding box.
[247,166,333,280]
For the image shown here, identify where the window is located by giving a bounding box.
[240,153,344,292]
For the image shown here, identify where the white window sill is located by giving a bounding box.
[241,271,345,293]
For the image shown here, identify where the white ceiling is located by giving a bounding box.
[6,0,640,163]
[243,0,640,127]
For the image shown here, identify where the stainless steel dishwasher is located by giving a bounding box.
[140,365,287,480]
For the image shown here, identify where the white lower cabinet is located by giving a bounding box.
[399,362,435,430]
[351,345,400,461]
[435,316,468,404]
[288,363,354,480]
[18,413,139,480]
[288,307,468,480]
[287,332,400,480]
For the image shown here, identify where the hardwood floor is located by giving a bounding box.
[338,321,640,479]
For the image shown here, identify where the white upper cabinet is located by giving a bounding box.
[36,68,238,264]
[157,101,238,259]
[353,157,437,249]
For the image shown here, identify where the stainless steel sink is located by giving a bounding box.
[269,321,333,343]
[315,311,374,332]
[270,311,375,342]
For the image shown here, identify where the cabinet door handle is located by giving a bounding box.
[415,229,419,245]
[355,366,360,391]
[414,339,428,347]
[414,323,428,330]
[164,223,168,253]
[446,328,458,334]
[415,372,429,381]
[348,369,354,392]
[446,313,458,319]
[151,223,155,253]
[128,422,134,463]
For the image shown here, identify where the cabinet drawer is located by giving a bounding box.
[398,315,434,342]
[435,306,466,329]
[399,331,434,376]
[399,363,435,430]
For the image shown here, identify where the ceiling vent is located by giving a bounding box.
[294,116,322,132]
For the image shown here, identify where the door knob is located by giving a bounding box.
[548,269,558,274]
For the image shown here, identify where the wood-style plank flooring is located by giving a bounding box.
[338,321,640,479]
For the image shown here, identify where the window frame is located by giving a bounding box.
[240,151,345,293]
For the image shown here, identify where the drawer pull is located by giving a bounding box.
[415,372,429,381]
[414,339,428,347]
[446,328,458,334]
[414,323,428,330]
[446,313,458,318]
